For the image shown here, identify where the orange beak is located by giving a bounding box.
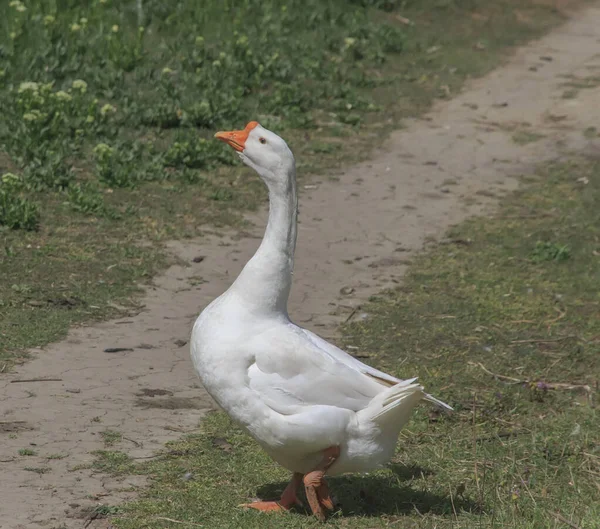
[214,121,260,152]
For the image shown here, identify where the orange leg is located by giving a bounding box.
[303,445,340,521]
[239,472,303,512]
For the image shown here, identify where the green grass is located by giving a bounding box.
[512,130,545,145]
[100,429,123,447]
[23,466,51,474]
[106,158,599,527]
[0,0,573,369]
[92,450,136,475]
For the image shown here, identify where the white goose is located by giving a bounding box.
[190,121,451,520]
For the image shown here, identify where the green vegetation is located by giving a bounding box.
[531,240,571,263]
[92,450,136,475]
[0,0,571,369]
[100,429,123,446]
[107,159,598,527]
[18,448,36,456]
[512,130,545,146]
[23,466,51,474]
[93,505,123,517]
[46,453,67,460]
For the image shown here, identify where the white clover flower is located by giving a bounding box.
[100,103,116,116]
[23,110,43,122]
[54,90,72,102]
[1,173,21,186]
[162,67,174,75]
[71,23,81,32]
[44,15,55,25]
[18,82,40,94]
[112,25,119,33]
[85,115,95,124]
[10,1,26,12]
[93,143,113,157]
[72,79,88,93]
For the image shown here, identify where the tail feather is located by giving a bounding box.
[372,382,424,422]
[423,392,453,411]
[381,375,453,412]
[371,377,453,420]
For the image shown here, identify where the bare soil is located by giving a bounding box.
[1,5,600,528]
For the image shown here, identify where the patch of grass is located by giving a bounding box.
[531,240,571,262]
[111,158,599,527]
[0,0,574,370]
[18,448,36,456]
[24,466,50,474]
[46,453,67,460]
[117,412,470,529]
[561,88,579,99]
[93,505,122,517]
[0,175,40,230]
[512,130,545,145]
[92,450,136,475]
[100,429,123,447]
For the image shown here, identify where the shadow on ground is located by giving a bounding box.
[256,465,482,518]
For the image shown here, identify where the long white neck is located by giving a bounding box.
[229,164,298,316]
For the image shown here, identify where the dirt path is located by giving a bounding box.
[2,6,600,528]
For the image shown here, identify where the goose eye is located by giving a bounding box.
[259,137,267,144]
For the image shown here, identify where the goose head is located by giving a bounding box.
[215,121,295,185]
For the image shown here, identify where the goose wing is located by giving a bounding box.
[246,324,384,416]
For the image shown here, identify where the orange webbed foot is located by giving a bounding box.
[239,500,290,513]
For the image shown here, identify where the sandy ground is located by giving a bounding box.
[1,5,600,528]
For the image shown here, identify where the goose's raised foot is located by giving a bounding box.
[303,445,340,521]
[304,472,335,521]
